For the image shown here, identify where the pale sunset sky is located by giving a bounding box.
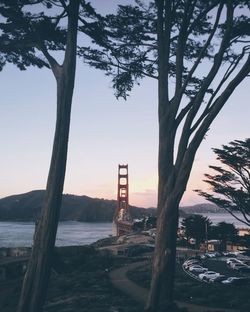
[0,1,249,208]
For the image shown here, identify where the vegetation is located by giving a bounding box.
[0,246,143,312]
[181,215,211,249]
[181,215,239,250]
[1,1,250,311]
[133,216,157,231]
[209,222,238,241]
[196,138,250,227]
[89,2,250,310]
[0,1,109,311]
[0,190,156,222]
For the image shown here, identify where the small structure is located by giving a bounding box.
[207,240,221,252]
[238,228,250,237]
[113,164,133,236]
[226,241,248,252]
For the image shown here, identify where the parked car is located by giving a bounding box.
[231,263,247,270]
[227,259,243,267]
[209,275,226,283]
[226,258,242,264]
[185,258,199,264]
[199,271,220,281]
[200,254,208,260]
[237,266,250,273]
[222,277,250,285]
[189,265,208,273]
[183,260,200,269]
[222,277,241,285]
[231,251,244,256]
[205,252,217,258]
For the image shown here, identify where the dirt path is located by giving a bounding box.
[109,261,239,312]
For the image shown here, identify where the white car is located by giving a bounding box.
[184,259,199,265]
[221,277,250,285]
[205,252,217,258]
[199,271,220,281]
[189,265,208,273]
[228,260,244,268]
[230,251,244,256]
[200,254,207,260]
[209,275,226,283]
[183,260,200,269]
[226,258,241,265]
[231,263,247,270]
[222,277,240,284]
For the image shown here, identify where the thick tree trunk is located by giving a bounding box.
[146,191,181,312]
[17,2,79,312]
[17,78,74,312]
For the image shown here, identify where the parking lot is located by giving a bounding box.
[183,251,250,285]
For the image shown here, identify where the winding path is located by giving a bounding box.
[109,261,239,312]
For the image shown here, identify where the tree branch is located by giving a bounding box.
[190,47,247,134]
[175,2,234,169]
[38,42,62,78]
[188,52,250,160]
[174,2,223,125]
[174,0,194,94]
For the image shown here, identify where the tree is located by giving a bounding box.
[0,2,108,311]
[209,222,238,250]
[82,1,250,310]
[196,139,250,227]
[181,215,211,249]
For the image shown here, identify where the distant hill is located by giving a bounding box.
[0,190,219,222]
[0,190,156,222]
[180,203,221,214]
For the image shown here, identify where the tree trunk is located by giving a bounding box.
[146,191,181,312]
[17,2,80,312]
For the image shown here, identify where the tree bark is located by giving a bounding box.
[17,2,80,312]
[146,145,194,312]
[146,195,179,312]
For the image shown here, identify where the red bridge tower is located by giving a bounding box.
[113,164,133,236]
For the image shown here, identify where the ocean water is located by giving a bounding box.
[191,212,247,228]
[0,213,248,248]
[0,221,113,248]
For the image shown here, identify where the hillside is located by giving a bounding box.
[0,190,219,222]
[180,203,220,214]
[0,190,156,222]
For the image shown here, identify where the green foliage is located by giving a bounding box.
[196,138,250,226]
[0,0,66,70]
[0,190,156,222]
[79,1,250,100]
[181,214,211,247]
[0,0,108,72]
[208,222,238,241]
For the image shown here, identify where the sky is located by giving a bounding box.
[0,1,250,208]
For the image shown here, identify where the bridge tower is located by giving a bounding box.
[113,164,133,236]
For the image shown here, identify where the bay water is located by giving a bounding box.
[0,221,112,248]
[0,213,248,248]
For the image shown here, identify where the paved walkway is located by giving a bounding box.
[109,261,239,312]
